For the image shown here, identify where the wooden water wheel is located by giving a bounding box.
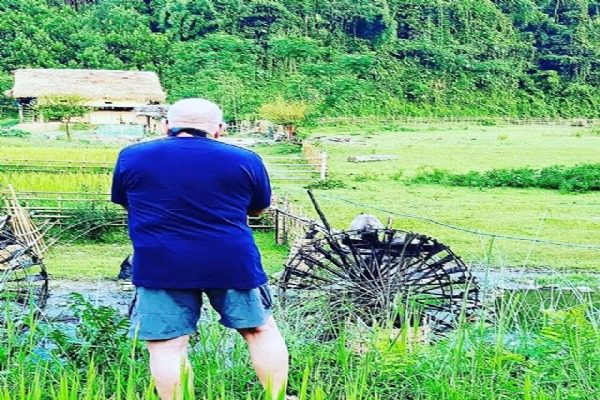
[277,191,481,334]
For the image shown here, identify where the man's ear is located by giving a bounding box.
[161,118,169,135]
[214,123,225,139]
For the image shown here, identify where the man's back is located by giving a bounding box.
[111,136,271,290]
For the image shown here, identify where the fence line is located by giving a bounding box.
[271,195,315,245]
[0,154,327,181]
[302,141,327,179]
[0,190,273,229]
[313,192,600,250]
[318,116,600,127]
[270,191,600,250]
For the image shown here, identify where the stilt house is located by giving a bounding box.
[6,69,166,125]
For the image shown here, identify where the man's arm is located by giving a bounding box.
[111,156,129,208]
[247,157,271,218]
[247,207,268,217]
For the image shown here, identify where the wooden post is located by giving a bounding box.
[58,194,62,216]
[274,209,282,245]
[320,152,327,180]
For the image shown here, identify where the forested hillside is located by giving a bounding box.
[0,0,598,119]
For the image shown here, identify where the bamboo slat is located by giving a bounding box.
[3,185,48,257]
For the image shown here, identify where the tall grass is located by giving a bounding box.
[2,279,600,399]
[0,140,119,162]
[0,172,112,193]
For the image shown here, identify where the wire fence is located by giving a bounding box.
[318,116,600,127]
[312,193,600,250]
[269,191,600,251]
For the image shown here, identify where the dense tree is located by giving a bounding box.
[0,0,598,119]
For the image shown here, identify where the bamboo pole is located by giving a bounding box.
[5,185,47,257]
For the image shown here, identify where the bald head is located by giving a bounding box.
[166,98,223,135]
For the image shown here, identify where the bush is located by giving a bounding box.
[47,293,135,371]
[305,178,347,190]
[0,128,30,138]
[272,143,302,154]
[60,202,124,242]
[410,164,600,193]
[352,172,378,182]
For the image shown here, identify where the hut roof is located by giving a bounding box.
[7,69,166,104]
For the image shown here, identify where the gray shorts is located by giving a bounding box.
[128,284,273,340]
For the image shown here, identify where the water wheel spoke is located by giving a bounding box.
[280,228,481,334]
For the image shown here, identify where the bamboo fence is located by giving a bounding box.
[302,140,327,179]
[0,154,327,181]
[0,190,275,229]
[271,195,315,245]
[2,185,48,257]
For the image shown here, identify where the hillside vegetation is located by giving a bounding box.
[0,0,599,119]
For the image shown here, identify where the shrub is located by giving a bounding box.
[352,172,378,182]
[47,293,135,371]
[0,128,30,138]
[61,202,123,242]
[410,164,600,193]
[272,143,302,154]
[390,169,404,181]
[305,178,347,190]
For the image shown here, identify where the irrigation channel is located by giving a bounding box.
[41,268,600,328]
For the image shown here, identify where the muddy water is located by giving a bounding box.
[43,279,134,320]
[42,269,600,323]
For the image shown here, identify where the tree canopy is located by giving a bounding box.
[1,0,598,119]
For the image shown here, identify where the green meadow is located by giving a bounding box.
[276,123,600,271]
[1,123,600,399]
[1,123,599,271]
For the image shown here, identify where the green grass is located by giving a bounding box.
[2,285,600,399]
[309,124,600,178]
[2,124,599,271]
[0,171,113,192]
[2,127,600,399]
[277,124,600,270]
[0,118,18,128]
[44,231,288,280]
[0,136,120,158]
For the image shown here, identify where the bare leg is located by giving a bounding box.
[238,316,289,399]
[147,335,193,400]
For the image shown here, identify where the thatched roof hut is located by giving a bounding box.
[7,68,166,107]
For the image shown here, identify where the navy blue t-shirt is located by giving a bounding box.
[111,137,271,289]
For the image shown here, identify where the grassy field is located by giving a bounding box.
[2,125,600,399]
[312,124,600,176]
[277,123,600,270]
[1,123,599,273]
[0,136,119,161]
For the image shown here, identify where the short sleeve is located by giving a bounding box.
[111,156,128,206]
[248,158,271,211]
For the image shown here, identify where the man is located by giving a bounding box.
[111,98,290,400]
